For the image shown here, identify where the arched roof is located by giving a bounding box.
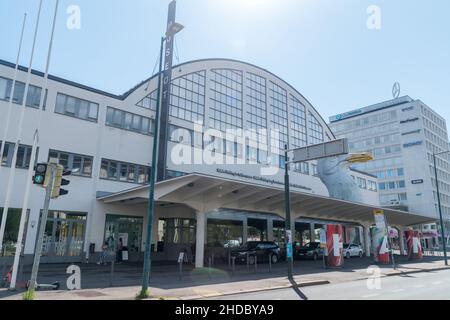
[125,58,336,139]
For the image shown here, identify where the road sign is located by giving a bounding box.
[292,138,349,163]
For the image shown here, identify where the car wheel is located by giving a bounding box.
[346,252,351,259]
[248,255,255,265]
[271,254,278,264]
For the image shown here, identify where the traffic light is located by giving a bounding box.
[32,163,48,186]
[51,165,72,199]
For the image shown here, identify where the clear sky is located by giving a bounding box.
[1,0,449,123]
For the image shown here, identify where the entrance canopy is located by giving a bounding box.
[97,173,435,227]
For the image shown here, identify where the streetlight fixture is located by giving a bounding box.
[433,151,449,266]
[139,22,184,298]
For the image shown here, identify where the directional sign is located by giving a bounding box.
[292,138,349,163]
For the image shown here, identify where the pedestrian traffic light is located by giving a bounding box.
[32,163,48,186]
[51,165,72,199]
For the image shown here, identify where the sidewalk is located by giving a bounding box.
[0,256,448,300]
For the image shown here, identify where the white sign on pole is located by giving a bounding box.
[292,138,349,163]
[320,229,327,249]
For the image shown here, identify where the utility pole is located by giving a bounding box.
[433,152,449,266]
[26,162,56,297]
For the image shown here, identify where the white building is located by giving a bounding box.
[0,59,430,265]
[330,96,450,248]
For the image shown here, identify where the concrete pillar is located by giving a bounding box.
[310,223,316,243]
[364,225,371,257]
[398,227,406,256]
[195,211,206,268]
[242,218,248,244]
[267,218,274,241]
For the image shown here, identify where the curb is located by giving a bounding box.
[183,279,330,300]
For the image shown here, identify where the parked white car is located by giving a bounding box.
[343,244,364,258]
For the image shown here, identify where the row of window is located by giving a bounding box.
[105,106,154,135]
[1,143,150,185]
[0,141,35,169]
[0,76,47,109]
[374,168,404,180]
[334,122,398,140]
[332,110,397,133]
[351,156,403,171]
[380,193,408,205]
[100,159,150,184]
[350,175,378,191]
[378,180,406,191]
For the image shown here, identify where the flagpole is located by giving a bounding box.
[0,0,43,254]
[0,13,27,181]
[9,0,60,290]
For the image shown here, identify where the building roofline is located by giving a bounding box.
[329,96,415,124]
[0,57,335,138]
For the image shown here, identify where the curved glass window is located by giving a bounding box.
[170,71,206,124]
[269,82,288,150]
[290,95,307,148]
[209,69,243,131]
[308,112,324,144]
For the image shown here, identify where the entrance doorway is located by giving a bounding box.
[40,211,86,263]
[104,215,143,262]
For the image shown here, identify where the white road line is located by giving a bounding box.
[392,289,405,293]
[362,293,381,298]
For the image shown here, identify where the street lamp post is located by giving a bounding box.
[140,21,184,298]
[433,151,449,266]
[284,145,293,281]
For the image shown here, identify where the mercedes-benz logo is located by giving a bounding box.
[392,82,401,99]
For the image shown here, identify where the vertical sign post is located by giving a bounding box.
[157,0,177,182]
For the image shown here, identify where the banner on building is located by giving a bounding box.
[326,224,343,268]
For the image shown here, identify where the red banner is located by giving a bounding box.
[326,225,344,267]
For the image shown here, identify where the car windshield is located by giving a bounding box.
[240,242,258,250]
[344,243,350,249]
[302,242,318,249]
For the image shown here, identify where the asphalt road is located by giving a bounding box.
[205,269,450,300]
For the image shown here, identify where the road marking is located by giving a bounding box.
[392,289,405,293]
[362,293,381,298]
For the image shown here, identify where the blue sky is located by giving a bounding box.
[1,0,449,122]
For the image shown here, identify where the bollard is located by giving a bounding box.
[19,261,24,282]
[110,254,115,287]
[212,253,215,267]
[208,257,212,279]
[246,253,250,272]
[231,256,236,275]
[254,255,257,273]
[228,249,231,267]
[268,253,272,273]
[178,260,183,280]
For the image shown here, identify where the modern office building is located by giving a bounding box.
[0,59,431,265]
[330,96,450,248]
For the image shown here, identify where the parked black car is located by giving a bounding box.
[231,241,281,264]
[294,242,324,261]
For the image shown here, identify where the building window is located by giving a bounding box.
[168,124,193,146]
[104,215,143,253]
[293,162,309,175]
[136,89,158,110]
[162,218,196,244]
[210,69,243,131]
[269,82,288,150]
[246,73,267,148]
[0,141,36,169]
[55,93,98,121]
[100,159,149,184]
[106,107,154,135]
[308,112,324,144]
[170,71,206,124]
[357,177,367,189]
[0,76,47,109]
[48,150,93,177]
[290,95,307,148]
